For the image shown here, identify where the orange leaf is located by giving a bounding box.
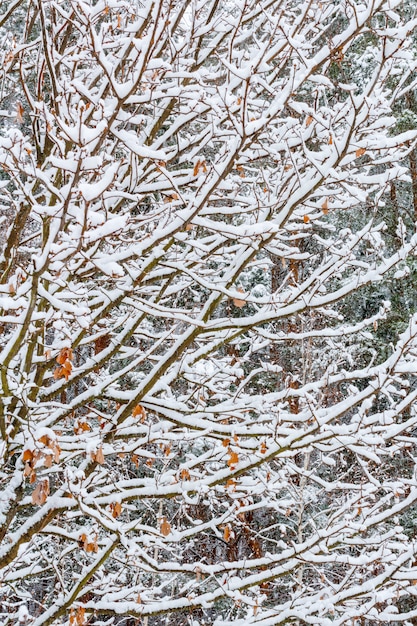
[85,538,98,553]
[23,463,33,477]
[131,454,140,468]
[75,607,86,626]
[306,115,313,127]
[303,214,310,223]
[193,159,207,176]
[38,434,51,446]
[224,525,231,542]
[321,198,329,214]
[328,134,333,145]
[23,449,34,462]
[52,441,61,462]
[61,360,73,379]
[132,404,146,420]
[91,446,105,464]
[260,441,267,454]
[222,438,231,447]
[226,478,236,490]
[227,448,239,469]
[193,160,201,176]
[44,454,53,468]
[110,502,122,518]
[16,102,24,123]
[74,421,91,434]
[56,348,73,365]
[32,479,49,505]
[160,517,171,536]
[180,468,190,480]
[355,147,366,158]
[53,367,64,379]
[233,288,246,308]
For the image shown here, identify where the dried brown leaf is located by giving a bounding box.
[160,517,171,536]
[16,102,24,123]
[23,449,33,462]
[132,404,146,420]
[56,347,73,365]
[227,449,239,469]
[233,288,246,308]
[32,479,49,505]
[110,501,122,518]
[92,446,105,464]
[224,525,231,543]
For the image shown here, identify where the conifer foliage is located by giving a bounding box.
[1,0,417,624]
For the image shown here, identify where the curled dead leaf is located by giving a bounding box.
[16,102,24,123]
[193,159,207,176]
[223,525,232,543]
[74,421,91,434]
[110,501,122,518]
[160,517,171,536]
[91,446,105,464]
[233,288,246,308]
[23,449,34,462]
[69,606,86,626]
[32,479,49,505]
[132,404,146,421]
[56,347,73,365]
[227,448,239,469]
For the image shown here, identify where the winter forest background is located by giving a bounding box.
[2,0,417,624]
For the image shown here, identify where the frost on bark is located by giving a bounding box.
[1,0,417,624]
